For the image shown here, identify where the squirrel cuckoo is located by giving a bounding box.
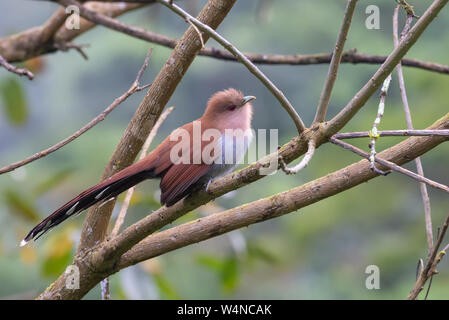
[21,89,256,246]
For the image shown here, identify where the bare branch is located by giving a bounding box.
[3,5,449,76]
[75,0,238,259]
[56,0,306,133]
[326,0,449,136]
[369,74,392,176]
[408,214,449,299]
[334,129,449,139]
[116,117,449,269]
[0,49,152,175]
[0,2,146,63]
[280,139,316,174]
[0,55,34,80]
[394,4,434,253]
[156,0,306,134]
[39,8,67,44]
[329,137,449,194]
[314,0,358,123]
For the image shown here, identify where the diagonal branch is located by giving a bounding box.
[368,75,392,176]
[0,49,152,175]
[314,0,358,123]
[115,115,449,270]
[329,137,449,194]
[334,129,449,139]
[0,55,34,80]
[74,0,238,256]
[156,0,306,133]
[408,214,449,299]
[326,0,449,135]
[3,4,449,76]
[394,4,434,253]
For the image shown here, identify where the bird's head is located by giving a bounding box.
[202,88,256,130]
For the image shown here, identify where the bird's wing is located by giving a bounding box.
[160,164,212,206]
[159,122,223,206]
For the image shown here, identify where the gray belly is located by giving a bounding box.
[198,131,253,185]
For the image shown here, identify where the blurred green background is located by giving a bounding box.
[0,0,448,299]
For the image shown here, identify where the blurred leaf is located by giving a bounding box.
[221,257,239,293]
[196,254,223,271]
[153,274,180,299]
[32,167,74,196]
[196,254,240,293]
[3,188,40,222]
[247,242,278,264]
[0,77,28,125]
[41,228,74,277]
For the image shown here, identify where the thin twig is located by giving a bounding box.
[280,139,316,174]
[329,137,449,194]
[33,1,448,75]
[185,17,204,49]
[408,214,449,299]
[0,49,153,175]
[314,0,358,123]
[326,0,449,136]
[0,55,34,80]
[53,42,90,60]
[156,0,306,134]
[369,75,392,176]
[394,5,434,253]
[334,129,449,139]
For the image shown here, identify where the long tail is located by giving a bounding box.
[21,169,154,246]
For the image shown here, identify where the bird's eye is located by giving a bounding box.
[227,105,237,111]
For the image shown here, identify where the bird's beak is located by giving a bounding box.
[239,95,256,107]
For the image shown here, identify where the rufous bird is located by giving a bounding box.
[21,89,256,246]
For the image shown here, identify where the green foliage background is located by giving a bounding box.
[0,0,448,299]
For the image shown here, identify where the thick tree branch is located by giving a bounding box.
[32,0,449,300]
[74,0,237,256]
[37,0,238,300]
[116,114,449,269]
[36,112,449,300]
